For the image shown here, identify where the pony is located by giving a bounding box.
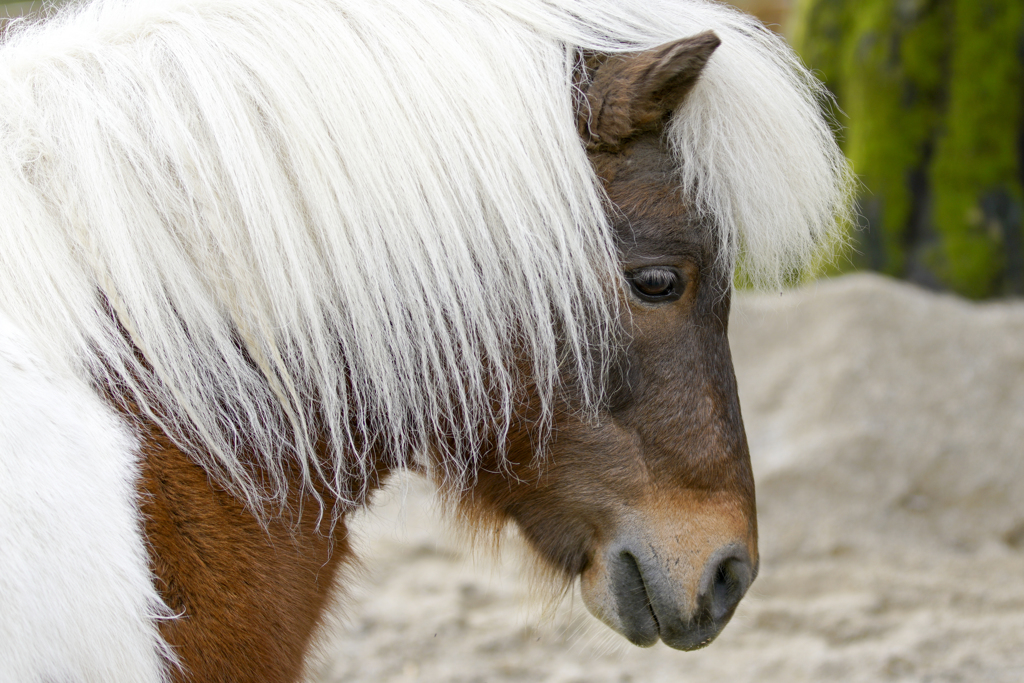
[0,0,851,680]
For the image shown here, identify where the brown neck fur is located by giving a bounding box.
[138,421,370,683]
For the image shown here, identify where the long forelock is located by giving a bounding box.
[0,0,850,515]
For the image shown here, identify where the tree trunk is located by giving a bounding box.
[792,0,1024,298]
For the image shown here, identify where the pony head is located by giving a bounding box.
[458,31,760,649]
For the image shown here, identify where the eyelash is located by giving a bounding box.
[625,267,685,303]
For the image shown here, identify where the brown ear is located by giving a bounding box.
[579,31,720,152]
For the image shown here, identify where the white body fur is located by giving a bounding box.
[0,0,850,515]
[0,312,172,682]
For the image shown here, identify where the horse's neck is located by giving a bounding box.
[138,421,359,682]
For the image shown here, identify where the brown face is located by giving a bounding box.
[457,31,758,651]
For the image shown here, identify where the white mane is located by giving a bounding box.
[0,0,851,512]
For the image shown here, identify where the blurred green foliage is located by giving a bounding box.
[1,2,41,18]
[793,0,1024,298]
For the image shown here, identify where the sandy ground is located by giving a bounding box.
[313,274,1024,682]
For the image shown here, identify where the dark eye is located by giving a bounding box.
[626,267,685,303]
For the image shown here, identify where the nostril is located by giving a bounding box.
[616,551,660,629]
[711,557,747,621]
[601,549,661,647]
[700,549,753,623]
